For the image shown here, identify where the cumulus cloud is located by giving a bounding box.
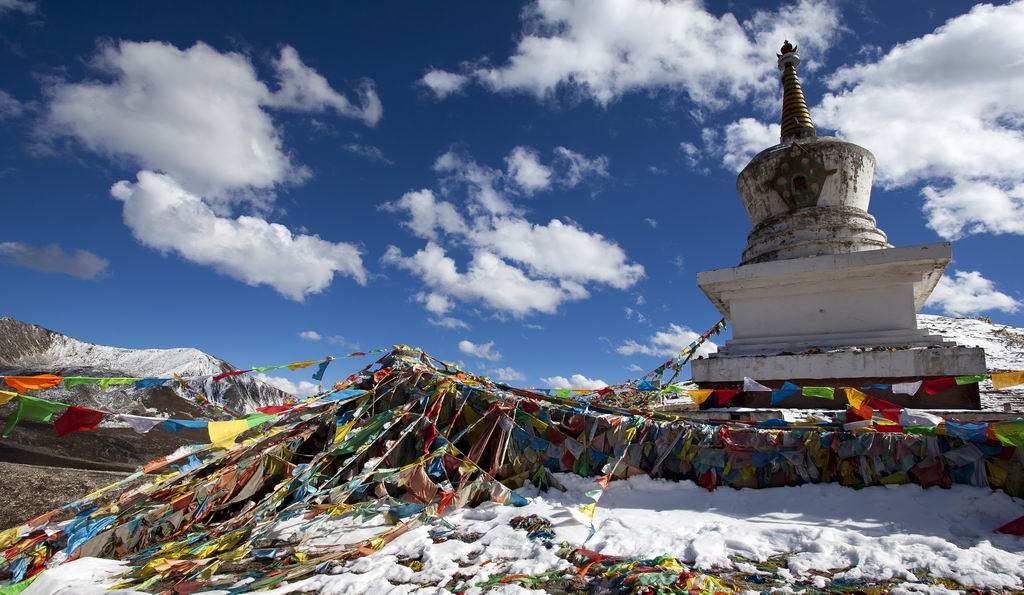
[419,69,469,99]
[925,270,1020,317]
[458,339,502,361]
[381,189,467,241]
[42,41,379,202]
[383,243,579,317]
[428,316,470,330]
[383,147,640,319]
[342,143,393,165]
[428,0,840,108]
[809,2,1024,240]
[540,374,608,390]
[254,373,320,397]
[111,171,366,301]
[0,242,108,279]
[702,118,780,173]
[617,324,718,358]
[506,146,552,195]
[490,367,526,382]
[298,330,322,341]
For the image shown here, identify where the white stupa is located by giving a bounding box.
[692,41,986,409]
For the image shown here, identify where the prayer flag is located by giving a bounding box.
[899,409,943,428]
[891,381,922,396]
[743,377,771,392]
[256,405,291,415]
[54,406,106,437]
[989,421,1024,447]
[0,390,17,405]
[287,359,320,371]
[312,358,332,381]
[991,371,1024,389]
[4,374,63,394]
[117,414,165,434]
[62,377,99,388]
[687,389,714,405]
[2,395,68,437]
[208,419,251,449]
[770,381,800,404]
[160,418,209,433]
[922,377,956,395]
[802,386,834,399]
[98,377,141,390]
[954,374,986,385]
[715,389,739,406]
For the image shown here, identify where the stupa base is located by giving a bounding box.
[691,345,986,409]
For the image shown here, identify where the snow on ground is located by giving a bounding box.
[23,476,1024,594]
[265,475,1024,593]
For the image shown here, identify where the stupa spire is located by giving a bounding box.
[777,40,815,141]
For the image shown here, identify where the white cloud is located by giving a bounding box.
[0,91,24,119]
[428,316,470,330]
[471,218,644,289]
[644,218,658,229]
[553,147,609,187]
[0,0,35,14]
[419,69,469,99]
[342,143,392,165]
[111,171,366,301]
[617,324,718,358]
[43,41,377,202]
[0,242,108,279]
[433,0,839,109]
[540,374,608,390]
[810,2,1024,240]
[925,270,1020,317]
[383,148,641,319]
[298,330,322,341]
[702,118,780,173]
[267,46,382,126]
[490,367,526,382]
[506,146,552,194]
[458,339,502,361]
[626,363,645,373]
[383,243,579,317]
[382,189,467,241]
[254,373,320,397]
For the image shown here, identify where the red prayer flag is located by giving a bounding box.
[213,370,250,382]
[54,405,105,437]
[923,377,957,395]
[994,514,1024,536]
[868,396,902,423]
[715,389,739,406]
[256,405,291,415]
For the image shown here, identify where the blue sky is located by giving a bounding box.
[1,0,1022,393]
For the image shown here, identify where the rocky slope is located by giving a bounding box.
[919,314,1024,410]
[0,317,289,416]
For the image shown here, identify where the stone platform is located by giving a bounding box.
[691,345,986,409]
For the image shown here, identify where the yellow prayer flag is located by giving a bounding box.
[844,387,870,409]
[0,390,17,405]
[687,389,714,405]
[287,359,320,371]
[334,419,357,444]
[578,502,597,518]
[208,419,250,449]
[991,371,1024,389]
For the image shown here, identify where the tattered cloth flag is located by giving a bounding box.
[3,374,63,394]
[891,381,922,396]
[743,377,771,392]
[54,406,105,437]
[313,357,333,381]
[992,371,1024,389]
[2,395,68,437]
[770,381,801,405]
[116,414,165,434]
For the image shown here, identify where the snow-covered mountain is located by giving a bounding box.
[919,314,1024,410]
[0,317,289,415]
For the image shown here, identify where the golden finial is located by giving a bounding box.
[777,40,815,141]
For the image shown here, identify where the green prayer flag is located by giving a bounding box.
[802,386,835,399]
[0,575,38,595]
[243,412,277,428]
[63,377,100,388]
[98,377,142,390]
[954,375,986,385]
[2,395,69,437]
[990,421,1024,447]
